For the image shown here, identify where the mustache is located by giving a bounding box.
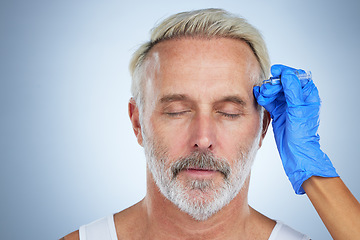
[170,151,231,179]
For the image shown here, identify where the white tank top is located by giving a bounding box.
[79,215,117,240]
[79,215,310,240]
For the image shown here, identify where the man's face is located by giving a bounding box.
[136,38,266,220]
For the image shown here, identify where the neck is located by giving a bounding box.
[141,170,253,239]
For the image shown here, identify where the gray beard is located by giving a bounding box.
[143,131,260,221]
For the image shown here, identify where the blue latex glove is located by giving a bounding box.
[253,64,338,194]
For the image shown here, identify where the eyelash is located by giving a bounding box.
[165,111,190,117]
[218,112,241,119]
[165,111,241,119]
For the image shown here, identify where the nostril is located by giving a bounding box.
[193,143,212,149]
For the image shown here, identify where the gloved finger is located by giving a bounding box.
[254,86,286,117]
[302,80,321,104]
[272,64,310,88]
[271,64,298,78]
[259,82,283,97]
[281,69,304,106]
[253,86,276,114]
[253,85,282,108]
[270,100,287,122]
[294,69,311,88]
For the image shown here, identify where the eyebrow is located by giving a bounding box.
[159,94,247,106]
[216,96,247,106]
[159,94,190,103]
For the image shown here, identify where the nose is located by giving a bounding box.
[190,112,216,151]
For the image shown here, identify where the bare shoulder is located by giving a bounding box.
[248,207,277,239]
[115,201,145,225]
[60,230,79,240]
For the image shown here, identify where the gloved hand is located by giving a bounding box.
[253,64,338,194]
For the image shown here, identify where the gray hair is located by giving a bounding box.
[129,8,270,108]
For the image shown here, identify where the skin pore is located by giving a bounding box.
[62,37,273,240]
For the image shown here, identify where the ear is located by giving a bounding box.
[128,98,143,146]
[258,109,271,148]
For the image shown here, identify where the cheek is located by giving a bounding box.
[216,116,261,158]
[148,116,190,158]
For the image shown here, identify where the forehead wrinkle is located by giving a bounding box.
[145,39,260,109]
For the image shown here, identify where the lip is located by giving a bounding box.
[183,168,219,178]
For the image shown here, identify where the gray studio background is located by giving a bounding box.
[1,0,359,239]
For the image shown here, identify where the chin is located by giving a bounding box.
[165,177,237,221]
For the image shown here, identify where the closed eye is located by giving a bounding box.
[165,110,191,117]
[217,111,241,119]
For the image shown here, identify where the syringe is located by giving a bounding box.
[263,71,312,85]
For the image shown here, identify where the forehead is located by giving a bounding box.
[143,38,261,102]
